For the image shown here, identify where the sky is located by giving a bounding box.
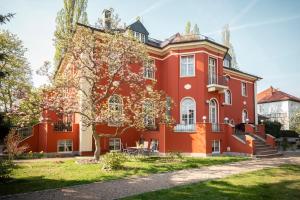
[1,0,300,96]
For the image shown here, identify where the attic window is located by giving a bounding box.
[133,31,145,43]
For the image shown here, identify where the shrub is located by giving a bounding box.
[166,151,183,162]
[101,152,126,170]
[264,120,282,138]
[0,159,13,183]
[4,130,28,159]
[280,130,299,138]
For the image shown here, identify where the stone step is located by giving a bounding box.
[255,152,283,158]
[255,146,273,151]
[255,149,278,155]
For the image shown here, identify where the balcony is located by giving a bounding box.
[174,124,196,132]
[207,75,228,93]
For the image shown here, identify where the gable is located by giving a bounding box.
[128,20,149,35]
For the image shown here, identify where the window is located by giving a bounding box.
[181,98,196,124]
[133,31,145,43]
[223,59,230,68]
[150,139,159,152]
[208,57,217,84]
[108,95,123,126]
[242,110,248,123]
[57,140,72,152]
[212,140,220,153]
[143,101,155,128]
[180,55,195,77]
[143,59,155,79]
[241,82,247,96]
[109,138,121,151]
[224,90,232,105]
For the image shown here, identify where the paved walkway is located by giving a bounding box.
[1,154,300,200]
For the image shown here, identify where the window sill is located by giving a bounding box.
[223,103,232,106]
[180,75,196,78]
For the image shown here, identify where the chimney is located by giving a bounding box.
[102,8,113,30]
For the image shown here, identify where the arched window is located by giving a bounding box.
[181,98,196,125]
[209,99,219,131]
[224,90,232,104]
[108,95,123,126]
[242,109,248,123]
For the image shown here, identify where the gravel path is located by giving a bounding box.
[1,154,300,200]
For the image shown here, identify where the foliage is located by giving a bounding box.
[222,24,238,69]
[16,151,45,159]
[192,24,200,35]
[95,8,123,30]
[0,156,247,195]
[123,165,300,200]
[54,0,89,66]
[0,112,11,142]
[4,130,28,160]
[290,110,300,133]
[0,30,32,113]
[0,159,13,183]
[166,151,183,162]
[280,130,299,138]
[185,21,191,34]
[264,120,282,138]
[0,13,14,24]
[101,152,126,170]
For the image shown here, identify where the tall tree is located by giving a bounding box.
[53,0,89,66]
[222,24,238,68]
[0,13,14,25]
[0,30,32,113]
[185,21,191,35]
[44,27,171,160]
[192,24,200,35]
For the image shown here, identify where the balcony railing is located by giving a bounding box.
[17,127,32,139]
[54,122,72,132]
[174,124,196,132]
[208,75,228,86]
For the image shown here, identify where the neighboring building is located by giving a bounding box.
[257,86,300,130]
[19,15,277,157]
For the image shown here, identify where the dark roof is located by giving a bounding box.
[224,66,262,80]
[127,20,149,35]
[257,87,300,103]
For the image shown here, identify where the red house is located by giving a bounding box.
[20,14,278,157]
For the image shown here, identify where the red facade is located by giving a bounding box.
[20,21,275,157]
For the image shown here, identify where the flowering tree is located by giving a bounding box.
[46,26,172,160]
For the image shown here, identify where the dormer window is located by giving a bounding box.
[133,31,145,43]
[223,59,230,68]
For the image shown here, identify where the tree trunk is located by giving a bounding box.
[92,128,101,161]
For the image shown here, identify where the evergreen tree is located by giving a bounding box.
[53,0,89,66]
[222,24,238,69]
[192,24,200,35]
[185,21,191,35]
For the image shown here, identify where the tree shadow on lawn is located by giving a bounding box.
[123,165,300,200]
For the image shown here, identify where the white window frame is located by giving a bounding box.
[109,138,121,151]
[133,31,145,43]
[180,97,196,125]
[212,140,220,154]
[180,55,195,77]
[242,109,248,123]
[223,59,230,68]
[208,57,217,84]
[57,140,73,153]
[241,82,247,97]
[108,95,123,126]
[143,59,155,80]
[143,101,155,128]
[224,89,232,105]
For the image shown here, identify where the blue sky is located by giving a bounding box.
[1,0,300,96]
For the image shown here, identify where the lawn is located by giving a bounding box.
[123,164,300,200]
[0,156,247,196]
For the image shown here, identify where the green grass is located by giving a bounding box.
[0,156,247,196]
[123,164,300,200]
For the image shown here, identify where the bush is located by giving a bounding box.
[4,130,28,159]
[280,130,299,138]
[0,159,13,183]
[166,151,183,162]
[101,152,126,170]
[264,120,282,138]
